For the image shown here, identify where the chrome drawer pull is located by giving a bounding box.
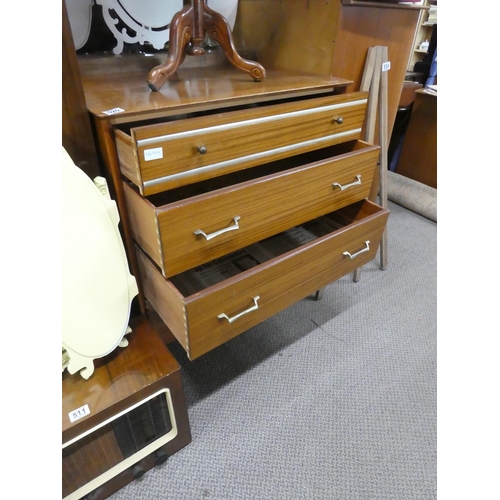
[332,175,361,191]
[343,240,370,259]
[197,145,207,154]
[194,216,241,241]
[218,296,260,324]
[333,117,344,124]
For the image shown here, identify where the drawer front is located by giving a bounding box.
[121,92,368,195]
[124,141,380,278]
[136,200,389,360]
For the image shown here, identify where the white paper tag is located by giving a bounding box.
[382,61,391,72]
[144,147,164,161]
[69,404,90,423]
[103,107,125,115]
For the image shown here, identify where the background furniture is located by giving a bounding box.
[62,0,100,179]
[395,88,437,189]
[412,23,437,85]
[332,1,425,146]
[62,316,191,500]
[407,0,437,72]
[147,0,265,90]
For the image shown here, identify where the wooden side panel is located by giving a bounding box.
[147,307,178,345]
[396,90,436,188]
[331,5,422,137]
[135,247,190,352]
[123,182,164,271]
[115,130,143,190]
[62,0,100,178]
[233,0,341,76]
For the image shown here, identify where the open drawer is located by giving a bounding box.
[136,199,390,360]
[124,140,380,278]
[115,92,369,195]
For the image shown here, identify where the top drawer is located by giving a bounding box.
[115,92,368,196]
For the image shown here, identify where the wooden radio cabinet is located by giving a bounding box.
[77,52,389,361]
[62,316,191,500]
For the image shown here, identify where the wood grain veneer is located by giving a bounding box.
[137,200,389,360]
[62,316,184,439]
[77,51,390,360]
[396,89,436,188]
[116,91,368,195]
[62,316,191,499]
[77,53,355,316]
[233,0,342,76]
[62,0,100,178]
[124,140,380,277]
[78,53,352,124]
[331,4,422,139]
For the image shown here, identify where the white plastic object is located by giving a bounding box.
[65,0,94,50]
[62,148,138,379]
[419,39,429,51]
[94,0,239,54]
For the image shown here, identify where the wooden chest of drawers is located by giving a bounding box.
[79,54,389,361]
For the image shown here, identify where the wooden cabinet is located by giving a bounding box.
[395,88,437,188]
[62,0,100,179]
[77,52,389,360]
[62,316,191,500]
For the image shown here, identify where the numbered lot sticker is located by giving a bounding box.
[144,147,163,161]
[69,404,90,423]
[103,107,125,115]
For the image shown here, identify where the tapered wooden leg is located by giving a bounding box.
[148,5,193,91]
[203,5,266,81]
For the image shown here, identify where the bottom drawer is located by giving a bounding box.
[137,200,389,360]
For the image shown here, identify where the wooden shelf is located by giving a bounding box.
[407,0,436,71]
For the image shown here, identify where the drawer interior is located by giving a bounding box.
[169,199,381,297]
[133,140,372,207]
[114,93,348,136]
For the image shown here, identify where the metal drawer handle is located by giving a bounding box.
[197,145,207,154]
[194,216,241,241]
[218,296,260,324]
[333,117,344,124]
[343,240,370,259]
[332,175,361,191]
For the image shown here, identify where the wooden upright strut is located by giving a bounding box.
[354,45,389,282]
[148,0,267,91]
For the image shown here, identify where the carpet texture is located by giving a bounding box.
[108,201,437,500]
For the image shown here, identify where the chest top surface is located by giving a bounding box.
[78,52,353,123]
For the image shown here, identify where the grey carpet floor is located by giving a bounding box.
[109,200,437,500]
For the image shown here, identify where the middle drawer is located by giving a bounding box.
[124,140,380,278]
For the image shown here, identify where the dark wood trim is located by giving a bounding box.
[62,0,101,179]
